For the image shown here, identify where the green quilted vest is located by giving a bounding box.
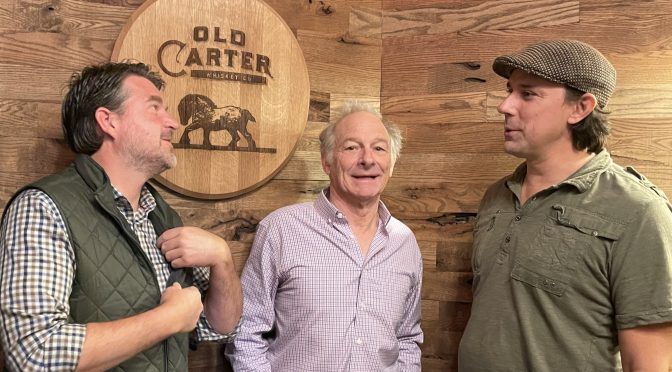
[12,154,191,371]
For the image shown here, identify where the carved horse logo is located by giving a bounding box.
[177,94,258,150]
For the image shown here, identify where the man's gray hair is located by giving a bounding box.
[319,101,403,165]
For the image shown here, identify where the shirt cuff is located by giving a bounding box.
[195,313,240,343]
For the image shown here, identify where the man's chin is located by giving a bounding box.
[167,154,177,169]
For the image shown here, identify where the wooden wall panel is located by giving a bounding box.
[1,0,672,371]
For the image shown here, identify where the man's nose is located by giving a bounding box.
[165,113,179,130]
[359,147,375,165]
[497,93,513,115]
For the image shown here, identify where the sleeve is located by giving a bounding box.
[224,222,279,372]
[396,235,424,371]
[611,197,672,329]
[0,189,86,371]
[191,266,241,342]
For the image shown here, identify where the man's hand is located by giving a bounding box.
[160,282,203,333]
[158,227,234,269]
[158,227,242,335]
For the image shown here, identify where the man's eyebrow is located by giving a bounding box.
[148,95,164,104]
[508,82,540,90]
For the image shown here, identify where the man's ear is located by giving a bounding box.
[321,154,331,176]
[568,93,598,125]
[94,107,118,138]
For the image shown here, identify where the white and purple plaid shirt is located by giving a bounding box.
[0,187,235,371]
[226,190,423,371]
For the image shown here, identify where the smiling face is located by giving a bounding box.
[322,111,394,209]
[497,69,579,161]
[114,75,178,176]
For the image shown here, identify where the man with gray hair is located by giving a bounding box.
[459,40,672,370]
[226,102,423,371]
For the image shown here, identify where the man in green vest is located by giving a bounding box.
[0,62,243,371]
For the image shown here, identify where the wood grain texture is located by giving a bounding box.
[382,0,579,37]
[1,0,672,371]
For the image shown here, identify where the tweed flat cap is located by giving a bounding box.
[492,40,616,109]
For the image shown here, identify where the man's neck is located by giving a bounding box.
[327,189,381,256]
[91,152,149,211]
[520,150,595,204]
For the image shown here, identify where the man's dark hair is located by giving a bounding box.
[61,62,165,154]
[565,86,611,154]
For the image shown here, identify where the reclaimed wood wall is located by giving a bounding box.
[1,0,672,370]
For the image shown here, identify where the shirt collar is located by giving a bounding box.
[506,149,612,193]
[112,185,157,218]
[314,188,392,227]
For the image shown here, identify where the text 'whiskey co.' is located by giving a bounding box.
[112,0,310,199]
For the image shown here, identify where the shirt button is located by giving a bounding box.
[355,337,363,345]
[592,231,598,237]
[504,236,511,243]
[336,212,343,219]
[515,215,521,221]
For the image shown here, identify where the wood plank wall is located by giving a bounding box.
[1,0,672,371]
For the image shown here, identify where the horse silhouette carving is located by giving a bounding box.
[177,94,257,150]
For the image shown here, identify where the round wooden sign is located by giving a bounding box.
[112,0,310,199]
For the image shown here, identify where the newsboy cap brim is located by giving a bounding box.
[492,39,617,109]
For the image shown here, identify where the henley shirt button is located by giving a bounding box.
[355,337,363,345]
[515,215,521,221]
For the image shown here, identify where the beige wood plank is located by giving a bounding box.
[382,179,487,215]
[392,152,520,183]
[381,22,672,73]
[0,136,73,175]
[298,30,381,96]
[382,93,487,123]
[0,0,135,38]
[422,270,473,302]
[0,63,80,101]
[0,99,62,139]
[395,121,502,154]
[382,0,578,37]
[0,31,113,70]
[610,118,672,159]
[422,299,440,321]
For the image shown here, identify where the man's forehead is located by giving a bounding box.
[122,75,163,101]
[336,112,387,132]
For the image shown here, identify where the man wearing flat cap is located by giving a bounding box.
[458,40,672,370]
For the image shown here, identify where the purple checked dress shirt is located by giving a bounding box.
[226,190,423,371]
